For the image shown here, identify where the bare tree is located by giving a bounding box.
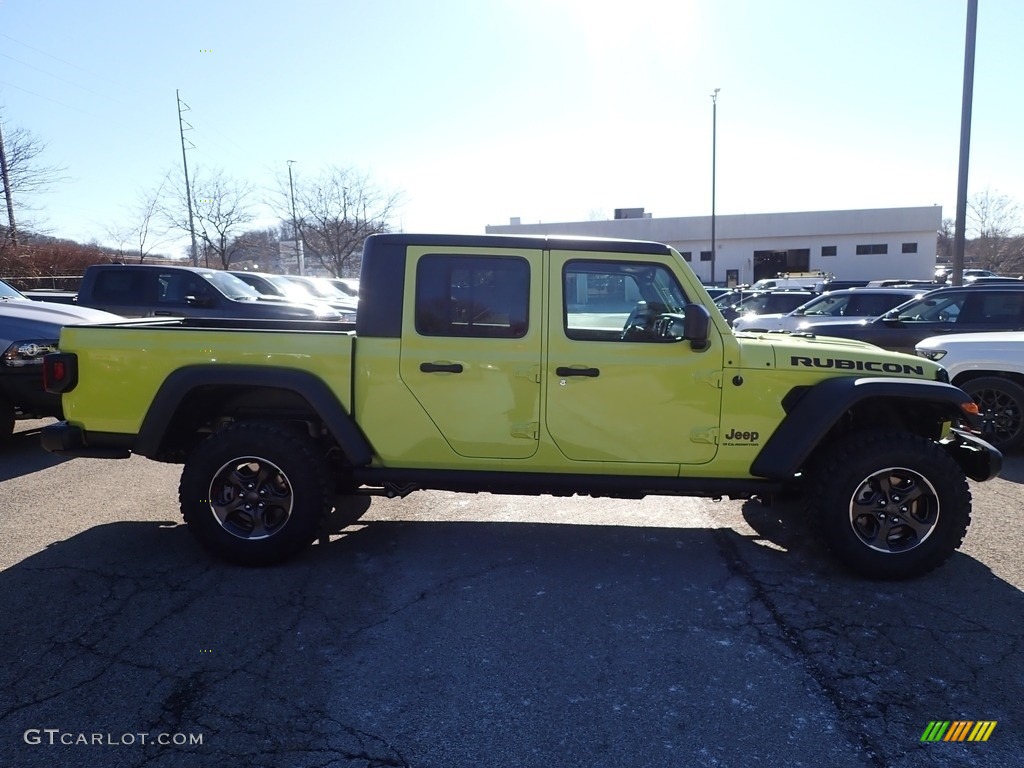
[936,217,954,265]
[106,173,173,263]
[966,189,1023,273]
[166,167,255,269]
[228,227,283,272]
[0,109,66,250]
[276,166,401,277]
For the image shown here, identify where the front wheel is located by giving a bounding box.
[806,430,971,579]
[179,421,331,566]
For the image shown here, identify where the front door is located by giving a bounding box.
[545,251,723,465]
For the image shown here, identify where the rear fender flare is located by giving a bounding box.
[134,365,373,465]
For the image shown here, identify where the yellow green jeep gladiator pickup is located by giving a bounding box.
[41,234,1001,578]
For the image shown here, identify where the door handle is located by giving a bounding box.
[556,366,600,377]
[420,362,464,374]
[154,311,174,316]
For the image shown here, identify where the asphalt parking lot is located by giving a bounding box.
[2,420,1022,768]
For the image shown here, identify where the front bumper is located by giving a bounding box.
[41,421,132,458]
[0,368,62,419]
[942,427,1002,482]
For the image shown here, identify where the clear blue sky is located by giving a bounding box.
[1,0,1021,256]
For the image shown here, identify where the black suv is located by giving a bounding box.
[808,284,1024,354]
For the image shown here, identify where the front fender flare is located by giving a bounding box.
[750,377,977,479]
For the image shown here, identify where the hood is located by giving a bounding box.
[0,300,123,340]
[734,330,941,379]
[916,330,1024,350]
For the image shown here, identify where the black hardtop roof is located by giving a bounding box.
[365,232,674,256]
[88,263,218,275]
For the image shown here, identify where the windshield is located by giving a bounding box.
[298,277,347,300]
[266,275,321,303]
[0,280,26,299]
[797,294,849,316]
[202,271,262,300]
[889,293,965,322]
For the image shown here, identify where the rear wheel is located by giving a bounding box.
[179,421,331,565]
[806,429,971,579]
[959,376,1024,451]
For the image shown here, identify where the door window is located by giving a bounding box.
[563,260,689,342]
[415,255,529,338]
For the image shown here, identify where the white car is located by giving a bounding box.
[732,288,923,333]
[916,331,1024,451]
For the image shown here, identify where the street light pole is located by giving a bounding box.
[711,88,720,285]
[287,160,304,275]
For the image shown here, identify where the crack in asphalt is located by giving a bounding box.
[713,528,887,768]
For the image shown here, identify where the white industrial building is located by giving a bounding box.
[485,206,940,286]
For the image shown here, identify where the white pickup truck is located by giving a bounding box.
[916,331,1024,451]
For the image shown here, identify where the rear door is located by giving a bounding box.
[545,251,723,465]
[398,246,543,459]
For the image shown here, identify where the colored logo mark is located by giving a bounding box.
[921,721,997,742]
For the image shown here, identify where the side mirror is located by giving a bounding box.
[683,304,711,350]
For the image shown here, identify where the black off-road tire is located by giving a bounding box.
[960,376,1024,452]
[806,429,971,580]
[179,421,331,566]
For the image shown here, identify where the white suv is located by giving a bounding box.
[916,331,1024,451]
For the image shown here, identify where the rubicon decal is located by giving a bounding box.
[920,721,996,742]
[790,356,924,376]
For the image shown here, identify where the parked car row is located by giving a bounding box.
[722,278,1024,451]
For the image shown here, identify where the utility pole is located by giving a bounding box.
[710,88,720,285]
[287,160,304,275]
[952,0,978,287]
[176,90,200,267]
[0,120,17,248]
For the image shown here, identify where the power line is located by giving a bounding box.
[0,31,143,99]
[0,79,92,114]
[0,51,126,105]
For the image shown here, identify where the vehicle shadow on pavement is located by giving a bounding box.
[0,427,70,482]
[1,516,1021,768]
[992,452,1024,484]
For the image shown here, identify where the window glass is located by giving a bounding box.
[415,254,529,338]
[158,272,215,305]
[93,271,147,304]
[563,260,689,342]
[894,293,966,322]
[798,294,850,316]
